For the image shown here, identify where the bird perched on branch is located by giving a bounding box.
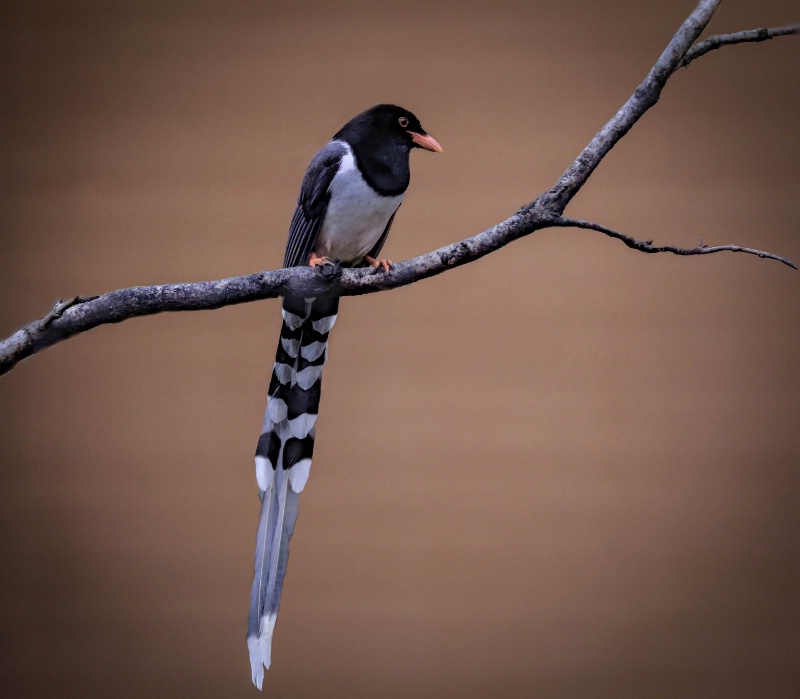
[248,104,442,689]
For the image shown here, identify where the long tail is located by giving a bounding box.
[247,295,339,689]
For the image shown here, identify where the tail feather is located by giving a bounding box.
[248,295,339,689]
[248,468,298,688]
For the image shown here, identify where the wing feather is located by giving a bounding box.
[283,141,347,268]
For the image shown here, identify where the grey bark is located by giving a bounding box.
[1,1,797,376]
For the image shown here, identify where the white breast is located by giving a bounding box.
[315,144,404,264]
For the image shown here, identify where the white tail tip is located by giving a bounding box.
[247,612,278,690]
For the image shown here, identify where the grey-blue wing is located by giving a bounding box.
[284,141,348,268]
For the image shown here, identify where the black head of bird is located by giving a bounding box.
[334,103,443,156]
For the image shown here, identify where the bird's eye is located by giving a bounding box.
[398,116,409,128]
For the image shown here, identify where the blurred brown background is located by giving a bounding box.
[1,1,798,697]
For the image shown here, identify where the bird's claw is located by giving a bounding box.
[365,256,393,273]
[309,253,341,278]
[309,252,332,269]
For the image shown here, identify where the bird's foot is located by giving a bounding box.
[365,256,393,273]
[309,252,340,279]
[309,252,332,268]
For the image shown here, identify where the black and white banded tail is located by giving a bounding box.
[248,295,338,689]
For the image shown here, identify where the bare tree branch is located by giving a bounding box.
[680,24,800,67]
[539,0,722,212]
[1,0,797,376]
[553,217,799,269]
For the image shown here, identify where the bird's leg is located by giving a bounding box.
[309,251,332,268]
[365,256,393,273]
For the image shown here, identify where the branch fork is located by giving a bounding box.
[1,1,797,376]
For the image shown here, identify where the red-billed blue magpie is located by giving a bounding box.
[248,105,441,688]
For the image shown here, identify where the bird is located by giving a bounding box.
[247,104,442,689]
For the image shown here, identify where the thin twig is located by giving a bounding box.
[681,24,800,67]
[552,217,798,269]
